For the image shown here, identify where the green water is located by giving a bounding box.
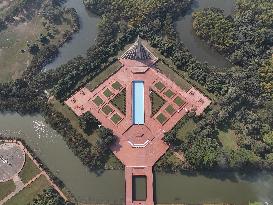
[1,113,273,204]
[133,176,147,201]
[43,0,100,70]
[176,0,235,67]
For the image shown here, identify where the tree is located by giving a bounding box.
[28,44,40,55]
[263,131,273,147]
[79,112,99,134]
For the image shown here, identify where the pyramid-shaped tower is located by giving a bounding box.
[120,36,158,66]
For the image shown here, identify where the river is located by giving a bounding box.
[43,0,100,71]
[1,113,273,204]
[176,0,234,68]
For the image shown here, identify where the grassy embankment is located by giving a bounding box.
[0,180,16,201]
[19,155,41,184]
[5,175,50,205]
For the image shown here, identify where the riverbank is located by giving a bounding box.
[0,90,272,205]
[0,0,80,82]
[176,0,234,68]
[0,139,68,204]
[43,0,99,71]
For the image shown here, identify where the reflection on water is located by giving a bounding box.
[176,0,234,67]
[0,112,273,204]
[0,112,124,203]
[155,172,273,204]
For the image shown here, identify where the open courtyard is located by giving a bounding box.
[65,37,211,205]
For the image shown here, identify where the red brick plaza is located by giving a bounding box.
[65,37,211,205]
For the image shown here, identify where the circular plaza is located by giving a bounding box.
[0,142,25,182]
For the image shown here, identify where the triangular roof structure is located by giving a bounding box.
[120,36,158,63]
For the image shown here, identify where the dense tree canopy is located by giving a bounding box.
[0,0,272,173]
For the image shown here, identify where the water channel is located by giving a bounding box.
[1,0,273,204]
[1,113,273,204]
[176,0,234,68]
[43,0,100,71]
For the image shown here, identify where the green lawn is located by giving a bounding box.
[0,12,72,82]
[218,129,238,150]
[165,104,176,115]
[111,113,122,124]
[5,175,50,205]
[173,96,185,107]
[155,61,192,92]
[156,113,168,124]
[111,89,126,115]
[85,61,122,91]
[112,81,122,90]
[150,90,166,116]
[19,155,41,184]
[0,180,16,200]
[164,89,175,98]
[154,81,165,91]
[93,96,104,106]
[101,105,113,115]
[103,88,113,98]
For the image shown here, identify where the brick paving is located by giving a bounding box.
[65,38,211,205]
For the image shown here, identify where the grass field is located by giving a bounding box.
[150,90,166,116]
[0,9,72,82]
[111,89,126,115]
[93,96,104,106]
[173,96,185,107]
[0,180,16,200]
[154,81,166,91]
[5,175,50,205]
[85,61,122,91]
[165,104,176,115]
[156,113,168,124]
[218,129,238,150]
[164,89,175,98]
[111,113,122,124]
[0,0,21,18]
[102,105,113,115]
[112,81,122,90]
[19,155,41,184]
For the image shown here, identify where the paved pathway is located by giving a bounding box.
[0,140,67,204]
[65,39,211,205]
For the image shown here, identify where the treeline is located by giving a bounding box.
[192,0,273,67]
[43,105,117,170]
[30,188,74,205]
[259,57,273,97]
[1,0,272,172]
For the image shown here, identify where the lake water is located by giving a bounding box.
[0,113,273,204]
[176,0,234,68]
